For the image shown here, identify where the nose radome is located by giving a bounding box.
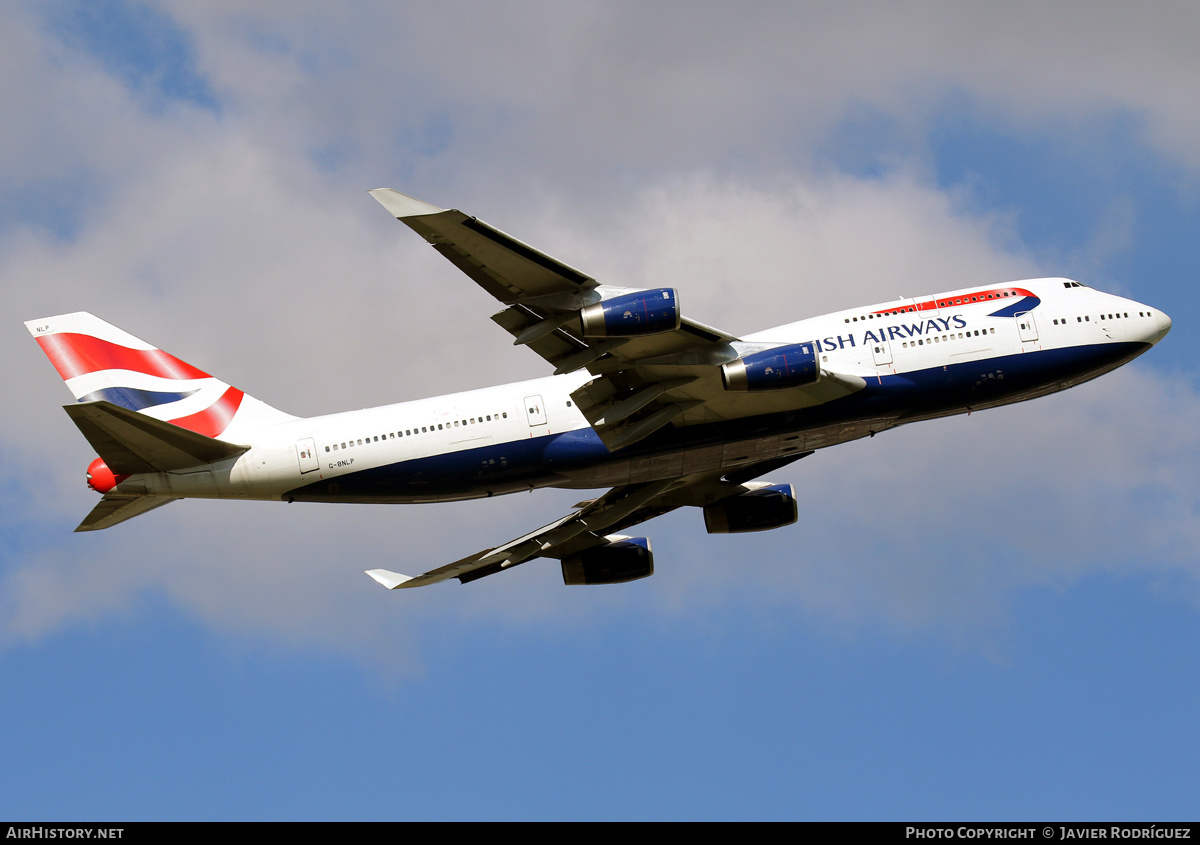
[1156,309,1173,338]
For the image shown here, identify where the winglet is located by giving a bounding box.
[368,189,445,219]
[365,568,416,590]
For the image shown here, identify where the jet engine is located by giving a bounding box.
[703,484,798,533]
[579,289,680,337]
[561,536,654,584]
[721,342,819,391]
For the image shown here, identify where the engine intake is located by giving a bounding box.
[580,289,680,338]
[561,536,654,585]
[722,343,819,391]
[704,484,799,534]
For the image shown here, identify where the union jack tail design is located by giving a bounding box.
[25,312,295,441]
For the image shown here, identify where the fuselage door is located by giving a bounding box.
[1016,311,1038,342]
[524,395,548,427]
[296,438,319,474]
[871,339,893,366]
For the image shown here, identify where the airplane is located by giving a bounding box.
[25,189,1173,590]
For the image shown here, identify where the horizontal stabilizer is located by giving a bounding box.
[365,569,416,590]
[76,494,178,532]
[64,400,249,475]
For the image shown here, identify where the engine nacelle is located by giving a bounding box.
[86,457,127,494]
[721,342,819,391]
[579,289,680,338]
[704,484,799,534]
[561,536,654,585]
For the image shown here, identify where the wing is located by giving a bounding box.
[365,453,812,589]
[370,189,865,452]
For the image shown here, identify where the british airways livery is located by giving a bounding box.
[25,189,1172,590]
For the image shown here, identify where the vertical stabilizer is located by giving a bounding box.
[25,312,295,442]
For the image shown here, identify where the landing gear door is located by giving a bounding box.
[524,395,548,427]
[296,438,319,474]
[1016,312,1038,342]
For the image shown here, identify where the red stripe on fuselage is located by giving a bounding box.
[871,287,1036,316]
[169,387,244,437]
[36,333,211,381]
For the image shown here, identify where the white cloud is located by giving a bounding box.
[157,2,1200,177]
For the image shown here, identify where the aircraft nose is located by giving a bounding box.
[1156,309,1173,340]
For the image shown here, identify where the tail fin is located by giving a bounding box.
[26,312,295,441]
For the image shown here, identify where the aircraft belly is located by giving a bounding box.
[284,435,565,503]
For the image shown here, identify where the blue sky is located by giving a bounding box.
[2,2,1199,821]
